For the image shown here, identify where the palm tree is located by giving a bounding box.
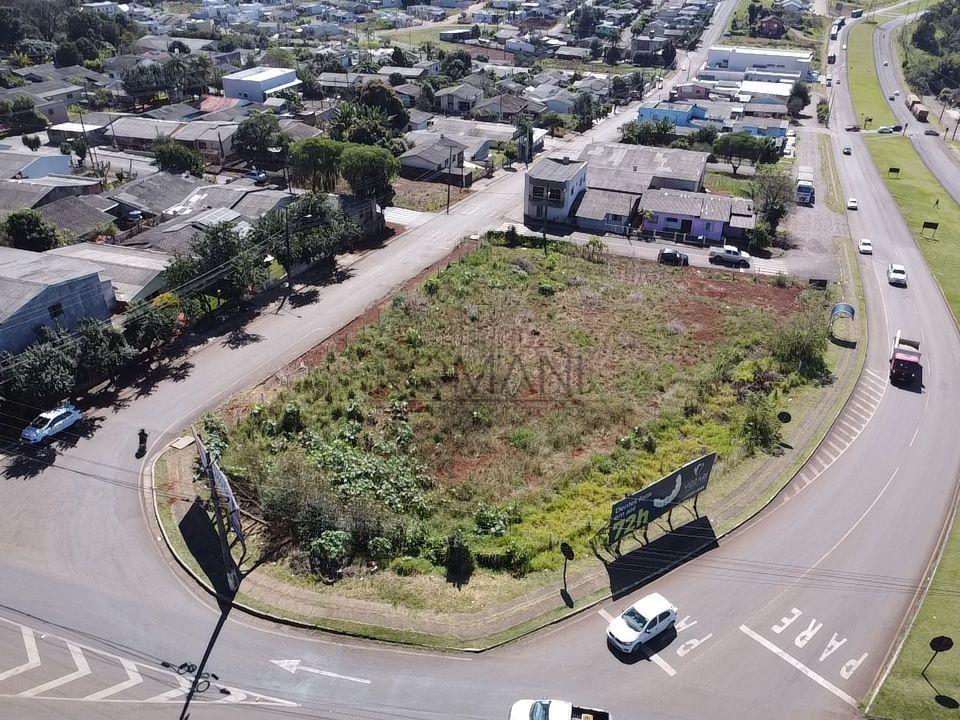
[184,54,214,97]
[420,40,436,60]
[165,55,188,102]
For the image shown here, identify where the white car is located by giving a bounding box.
[606,592,677,653]
[858,238,873,254]
[21,404,83,445]
[847,197,859,210]
[887,263,908,287]
[883,60,889,66]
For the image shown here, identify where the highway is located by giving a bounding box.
[3,2,960,720]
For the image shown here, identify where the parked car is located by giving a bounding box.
[858,238,873,254]
[606,593,678,653]
[877,126,894,134]
[925,128,941,136]
[847,197,859,210]
[892,124,903,132]
[708,244,750,268]
[244,168,267,184]
[883,60,889,66]
[845,124,861,132]
[657,248,689,266]
[842,146,852,155]
[887,263,908,287]
[21,404,83,445]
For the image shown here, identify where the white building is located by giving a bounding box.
[222,66,301,103]
[706,46,812,77]
[82,1,123,14]
[523,154,587,225]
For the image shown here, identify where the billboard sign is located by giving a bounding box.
[608,452,717,545]
[195,433,245,542]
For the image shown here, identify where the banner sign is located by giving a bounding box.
[608,452,717,545]
[195,433,245,542]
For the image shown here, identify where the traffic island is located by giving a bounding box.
[151,239,866,651]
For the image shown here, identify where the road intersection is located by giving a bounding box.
[3,2,960,720]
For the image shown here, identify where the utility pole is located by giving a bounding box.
[445,143,453,214]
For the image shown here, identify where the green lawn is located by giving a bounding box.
[847,21,898,129]
[870,505,960,719]
[381,24,467,49]
[705,170,753,196]
[863,136,960,318]
[725,0,829,64]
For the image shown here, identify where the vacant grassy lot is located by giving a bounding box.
[870,507,960,719]
[381,24,467,50]
[392,177,471,213]
[848,21,898,128]
[863,136,960,317]
[209,240,833,610]
[705,170,753,196]
[725,0,829,63]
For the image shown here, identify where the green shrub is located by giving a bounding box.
[739,392,782,453]
[771,309,829,378]
[507,427,535,450]
[310,530,352,575]
[474,502,510,536]
[391,555,436,576]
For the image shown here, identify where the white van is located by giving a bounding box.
[826,74,833,86]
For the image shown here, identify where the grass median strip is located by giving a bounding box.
[863,136,960,317]
[848,21,898,129]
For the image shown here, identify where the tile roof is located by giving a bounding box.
[36,196,116,238]
[527,155,585,182]
[106,172,205,215]
[575,189,639,221]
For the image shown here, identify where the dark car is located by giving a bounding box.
[924,128,940,136]
[658,248,689,266]
[845,124,861,132]
[892,124,903,132]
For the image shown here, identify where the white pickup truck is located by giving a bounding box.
[510,699,610,720]
[708,244,751,268]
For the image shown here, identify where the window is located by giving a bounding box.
[532,185,545,198]
[704,222,712,230]
[48,303,64,319]
[535,205,543,218]
[548,187,562,200]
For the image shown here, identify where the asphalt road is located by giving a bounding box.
[4,2,960,720]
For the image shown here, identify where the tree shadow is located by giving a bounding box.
[222,327,264,349]
[287,288,319,309]
[2,444,57,480]
[132,360,195,399]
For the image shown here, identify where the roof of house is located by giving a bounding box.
[586,166,651,194]
[527,154,585,182]
[0,79,82,102]
[407,108,434,125]
[122,206,254,254]
[394,83,422,98]
[579,142,709,184]
[106,171,205,215]
[135,35,218,52]
[107,116,185,140]
[0,181,55,214]
[474,94,547,116]
[377,66,426,78]
[435,83,483,100]
[399,135,468,166]
[279,118,322,141]
[230,188,292,218]
[0,153,37,180]
[575,188,639,221]
[641,188,755,228]
[144,102,201,121]
[0,246,105,322]
[46,242,171,302]
[35,196,116,239]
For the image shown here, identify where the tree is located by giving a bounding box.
[75,37,98,62]
[604,44,622,66]
[787,80,810,117]
[440,49,472,80]
[620,119,672,146]
[4,209,61,251]
[357,81,409,131]
[21,134,41,151]
[750,164,794,232]
[340,144,400,205]
[573,92,595,131]
[747,2,762,26]
[260,47,296,68]
[390,46,410,67]
[76,318,133,386]
[755,136,780,164]
[661,42,677,68]
[153,137,204,176]
[712,132,758,175]
[419,40,436,60]
[693,125,718,144]
[539,110,564,136]
[786,95,805,118]
[16,39,56,63]
[192,222,269,303]
[233,111,289,163]
[124,300,179,353]
[329,103,396,148]
[54,42,81,68]
[574,5,601,38]
[289,137,344,193]
[0,6,27,51]
[415,83,435,112]
[0,327,79,405]
[72,135,88,163]
[589,37,602,60]
[388,71,405,86]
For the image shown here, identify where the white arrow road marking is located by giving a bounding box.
[83,659,142,700]
[0,627,41,683]
[271,659,371,684]
[20,642,90,697]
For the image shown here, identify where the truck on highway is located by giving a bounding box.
[911,103,929,122]
[827,52,836,64]
[796,165,815,204]
[906,94,920,110]
[510,699,611,720]
[851,7,863,17]
[889,331,922,384]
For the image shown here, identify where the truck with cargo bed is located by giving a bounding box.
[510,699,611,720]
[708,244,750,267]
[889,331,921,384]
[796,164,815,204]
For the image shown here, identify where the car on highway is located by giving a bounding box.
[21,404,82,445]
[877,126,894,134]
[892,124,903,132]
[842,43,847,49]
[847,197,859,210]
[657,248,689,266]
[887,263,908,287]
[606,592,677,653]
[883,60,889,66]
[510,699,611,720]
[888,95,895,101]
[858,238,873,254]
[842,146,852,155]
[895,89,900,96]
[708,244,750,268]
[925,128,941,136]
[845,124,861,132]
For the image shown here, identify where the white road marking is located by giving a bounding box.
[20,642,90,697]
[909,425,921,447]
[858,384,884,401]
[739,625,857,707]
[597,608,615,623]
[0,627,40,682]
[142,674,191,703]
[83,659,142,700]
[826,439,846,455]
[838,418,860,434]
[270,659,371,684]
[649,652,678,677]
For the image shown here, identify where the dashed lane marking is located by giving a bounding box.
[739,625,857,707]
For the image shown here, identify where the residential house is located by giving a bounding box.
[732,115,788,138]
[524,83,577,113]
[573,188,639,235]
[106,171,206,220]
[123,206,255,254]
[0,80,83,124]
[579,141,709,192]
[302,22,345,38]
[406,108,434,130]
[472,94,546,121]
[414,60,441,76]
[394,83,422,107]
[524,154,587,225]
[554,46,592,61]
[640,188,755,242]
[0,246,114,355]
[47,243,171,303]
[473,9,502,23]
[36,195,117,241]
[407,4,447,20]
[434,83,483,115]
[572,76,610,101]
[377,66,430,82]
[223,67,301,102]
[398,135,467,183]
[669,81,714,101]
[637,101,708,127]
[324,193,384,240]
[757,15,786,38]
[134,35,218,53]
[0,151,72,179]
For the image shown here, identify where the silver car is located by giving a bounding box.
[21,404,83,445]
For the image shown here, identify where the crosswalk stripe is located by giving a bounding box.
[20,642,90,697]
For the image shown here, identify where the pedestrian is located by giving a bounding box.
[935,198,940,208]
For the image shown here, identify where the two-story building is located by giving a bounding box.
[523,154,587,226]
[434,83,483,115]
[222,66,302,102]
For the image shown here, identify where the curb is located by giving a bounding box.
[150,251,870,653]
